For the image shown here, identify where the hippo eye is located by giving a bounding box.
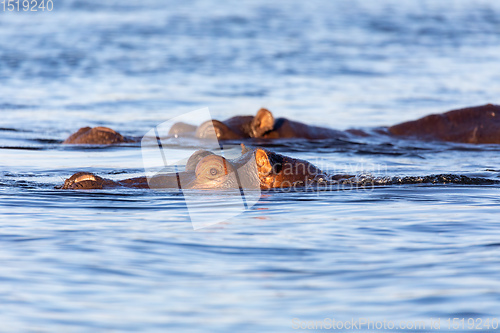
[195,155,235,182]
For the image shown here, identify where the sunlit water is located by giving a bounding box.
[1,0,500,332]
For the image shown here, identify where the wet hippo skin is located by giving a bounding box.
[59,145,329,190]
[388,104,500,144]
[62,126,132,144]
[59,144,498,191]
[194,108,347,140]
[62,104,500,144]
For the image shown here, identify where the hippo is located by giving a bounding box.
[387,104,500,144]
[59,144,497,190]
[60,145,330,190]
[62,104,500,145]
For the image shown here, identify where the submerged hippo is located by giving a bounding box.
[59,144,496,190]
[60,145,330,190]
[63,104,500,145]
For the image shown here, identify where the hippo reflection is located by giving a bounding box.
[63,104,500,145]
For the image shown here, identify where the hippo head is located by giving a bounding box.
[148,145,325,190]
[194,120,242,140]
[194,108,275,140]
[61,145,326,190]
[63,127,128,144]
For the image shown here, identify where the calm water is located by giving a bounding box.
[1,0,500,331]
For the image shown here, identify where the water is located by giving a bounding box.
[1,0,500,331]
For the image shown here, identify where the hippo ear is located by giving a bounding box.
[250,108,275,138]
[255,149,272,175]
